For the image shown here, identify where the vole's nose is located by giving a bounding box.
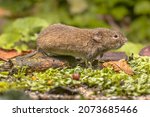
[123,37,128,43]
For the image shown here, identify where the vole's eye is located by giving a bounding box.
[113,34,119,39]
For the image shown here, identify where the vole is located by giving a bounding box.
[0,24,128,72]
[37,24,127,62]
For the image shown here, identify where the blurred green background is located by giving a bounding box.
[0,0,150,55]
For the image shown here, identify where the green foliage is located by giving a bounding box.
[117,42,144,55]
[0,56,150,96]
[0,17,48,51]
[134,1,150,15]
[127,16,150,43]
[13,66,28,79]
[0,82,9,93]
[111,6,129,21]
[1,0,150,43]
[0,33,34,51]
[0,0,39,14]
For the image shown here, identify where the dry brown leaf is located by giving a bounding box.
[0,48,33,61]
[102,59,133,75]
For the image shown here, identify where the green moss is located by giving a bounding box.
[0,82,10,93]
[0,56,150,96]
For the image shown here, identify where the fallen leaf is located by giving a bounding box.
[0,48,33,61]
[102,59,133,75]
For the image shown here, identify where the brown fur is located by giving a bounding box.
[37,24,127,60]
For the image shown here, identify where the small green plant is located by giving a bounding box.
[13,66,28,79]
[0,17,48,51]
[0,56,149,96]
[0,82,10,93]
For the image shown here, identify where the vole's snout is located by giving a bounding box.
[120,37,128,45]
[113,31,128,49]
[116,31,128,44]
[124,37,128,43]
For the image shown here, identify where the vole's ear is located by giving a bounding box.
[93,32,102,43]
